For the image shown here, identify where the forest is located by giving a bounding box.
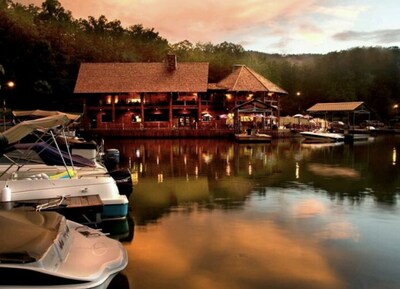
[0,0,399,120]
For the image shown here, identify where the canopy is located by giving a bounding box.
[0,211,62,263]
[2,114,71,144]
[12,109,82,121]
[10,142,96,167]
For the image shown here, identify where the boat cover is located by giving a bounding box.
[11,142,96,167]
[0,211,62,263]
[0,134,8,157]
[2,115,72,144]
[12,109,81,121]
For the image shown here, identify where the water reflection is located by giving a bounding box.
[107,136,400,209]
[103,136,400,289]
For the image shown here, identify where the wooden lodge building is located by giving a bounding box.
[74,55,288,137]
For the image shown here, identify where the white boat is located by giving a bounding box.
[300,130,344,143]
[0,210,128,288]
[0,115,130,220]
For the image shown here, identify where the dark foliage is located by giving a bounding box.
[0,0,399,120]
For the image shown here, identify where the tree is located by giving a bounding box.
[37,0,72,22]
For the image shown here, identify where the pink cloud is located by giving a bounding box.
[15,0,393,54]
[15,0,317,44]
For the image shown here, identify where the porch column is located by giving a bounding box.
[82,98,89,129]
[234,93,240,132]
[169,93,173,128]
[197,94,202,128]
[277,94,281,127]
[112,95,116,122]
[140,93,145,127]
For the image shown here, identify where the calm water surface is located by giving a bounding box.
[106,135,400,289]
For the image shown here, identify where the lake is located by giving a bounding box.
[105,135,400,289]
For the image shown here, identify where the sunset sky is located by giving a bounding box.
[16,0,400,55]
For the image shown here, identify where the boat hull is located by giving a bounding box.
[0,211,128,289]
[234,133,272,143]
[0,171,129,220]
[300,131,344,143]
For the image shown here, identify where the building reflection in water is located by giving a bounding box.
[117,139,283,180]
[103,138,289,224]
[100,137,400,289]
[103,137,400,215]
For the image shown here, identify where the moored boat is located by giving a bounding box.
[0,210,128,289]
[300,130,344,143]
[234,133,272,143]
[0,115,131,221]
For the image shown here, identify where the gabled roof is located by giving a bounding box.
[307,102,367,112]
[217,65,287,94]
[232,99,277,113]
[74,62,209,93]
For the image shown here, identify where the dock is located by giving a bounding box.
[344,133,371,144]
[0,195,104,225]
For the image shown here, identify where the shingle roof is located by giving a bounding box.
[307,102,366,112]
[217,65,287,94]
[74,62,209,93]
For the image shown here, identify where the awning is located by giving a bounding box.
[2,114,72,144]
[12,109,81,121]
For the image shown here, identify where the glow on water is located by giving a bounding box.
[105,136,400,289]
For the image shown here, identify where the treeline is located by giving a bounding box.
[0,0,399,120]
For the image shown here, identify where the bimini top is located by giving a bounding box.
[0,114,79,159]
[12,110,82,121]
[2,114,72,145]
[0,211,62,263]
[7,142,96,167]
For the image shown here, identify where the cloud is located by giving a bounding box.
[14,0,398,54]
[315,221,360,241]
[292,199,326,218]
[126,210,345,289]
[333,29,400,44]
[316,4,368,20]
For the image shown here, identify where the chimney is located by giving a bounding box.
[232,64,245,72]
[166,54,177,72]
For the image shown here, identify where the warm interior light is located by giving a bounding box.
[178,108,190,115]
[128,98,141,104]
[152,107,162,115]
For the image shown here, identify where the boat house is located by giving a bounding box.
[306,101,371,127]
[74,55,287,137]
